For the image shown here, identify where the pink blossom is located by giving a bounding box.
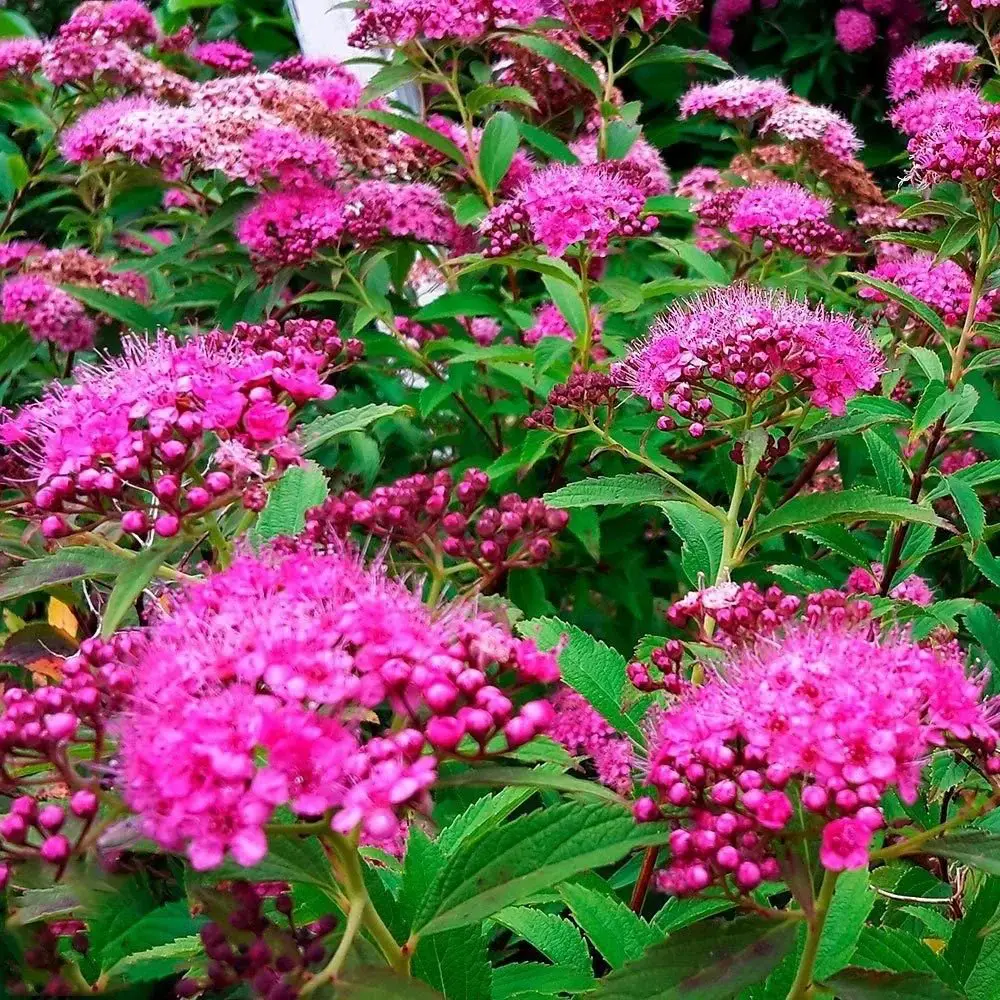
[1,275,95,352]
[761,101,862,163]
[560,0,702,39]
[820,818,874,871]
[59,0,159,46]
[192,41,255,75]
[480,162,657,258]
[464,317,503,346]
[614,285,883,429]
[846,564,934,606]
[238,187,347,267]
[835,8,877,52]
[569,133,672,195]
[549,688,633,794]
[889,85,984,137]
[888,41,978,102]
[680,76,789,123]
[523,303,603,346]
[0,39,44,77]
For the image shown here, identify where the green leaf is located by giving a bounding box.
[360,62,420,105]
[99,901,204,976]
[926,459,1000,500]
[518,122,578,164]
[797,398,911,446]
[202,833,337,895]
[944,876,1000,983]
[416,292,506,320]
[411,802,667,937]
[480,111,520,191]
[921,831,1000,874]
[796,525,873,566]
[963,606,1000,671]
[650,896,735,934]
[569,507,601,561]
[863,429,907,498]
[252,462,329,541]
[947,477,986,542]
[847,273,951,342]
[437,786,542,857]
[590,917,798,999]
[507,36,603,96]
[517,616,641,740]
[467,84,539,114]
[435,765,625,804]
[558,883,658,970]
[606,121,641,160]
[101,542,179,637]
[494,906,591,973]
[493,961,594,996]
[0,547,129,601]
[103,936,203,985]
[751,490,944,546]
[541,273,588,338]
[821,969,963,999]
[898,200,964,221]
[543,473,674,509]
[59,285,170,332]
[626,44,732,74]
[656,501,726,587]
[0,10,39,36]
[358,110,466,165]
[299,403,408,454]
[654,238,729,283]
[904,345,945,383]
[813,869,875,981]
[337,967,446,998]
[936,216,978,263]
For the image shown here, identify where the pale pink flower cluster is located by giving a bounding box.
[118,545,559,868]
[760,101,862,164]
[680,76,790,123]
[861,251,1000,329]
[846,564,935,605]
[191,41,255,74]
[696,182,853,259]
[569,133,672,195]
[888,41,978,101]
[0,322,345,539]
[349,0,552,46]
[638,622,999,894]
[0,39,44,77]
[614,285,883,434]
[1,277,95,353]
[58,0,159,46]
[548,688,633,794]
[480,162,658,258]
[523,303,603,346]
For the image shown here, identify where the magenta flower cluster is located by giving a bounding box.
[638,622,1000,895]
[613,285,884,435]
[118,545,559,868]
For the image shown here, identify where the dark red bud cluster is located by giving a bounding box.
[627,639,686,694]
[6,922,89,997]
[525,370,615,428]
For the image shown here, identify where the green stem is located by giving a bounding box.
[205,514,232,569]
[948,213,994,387]
[785,870,839,1000]
[303,892,367,994]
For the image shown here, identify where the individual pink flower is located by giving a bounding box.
[696,182,853,259]
[820,817,875,871]
[1,275,96,352]
[888,41,978,102]
[480,162,657,258]
[614,285,883,430]
[679,76,789,124]
[0,39,44,77]
[761,101,862,163]
[834,8,877,52]
[192,41,255,75]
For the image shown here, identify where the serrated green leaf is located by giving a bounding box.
[848,273,951,342]
[59,285,169,332]
[543,474,672,509]
[921,831,1000,874]
[559,883,658,970]
[337,967,445,998]
[0,547,130,601]
[252,461,328,541]
[437,785,543,857]
[904,345,945,383]
[863,429,907,498]
[814,869,875,981]
[947,477,986,542]
[751,490,943,546]
[495,906,591,973]
[411,803,667,937]
[822,969,963,999]
[656,501,726,586]
[435,765,625,804]
[299,404,409,454]
[798,398,911,446]
[927,460,1000,501]
[590,917,798,999]
[99,900,204,975]
[796,525,873,566]
[517,616,640,740]
[103,935,203,985]
[945,876,1000,983]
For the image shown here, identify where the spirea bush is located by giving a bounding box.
[4,0,1000,997]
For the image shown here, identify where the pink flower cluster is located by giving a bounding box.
[696,182,853,258]
[845,563,935,605]
[523,303,603,346]
[760,101,861,164]
[118,545,560,868]
[0,320,351,539]
[301,467,569,578]
[480,162,658,259]
[614,285,884,433]
[861,251,999,329]
[548,688,633,794]
[59,0,159,46]
[680,76,789,124]
[941,0,1000,25]
[0,39,44,77]
[192,41,255,75]
[569,133,672,195]
[707,0,778,53]
[559,0,702,39]
[835,7,878,51]
[638,622,1000,894]
[833,0,923,54]
[889,84,983,137]
[888,41,978,102]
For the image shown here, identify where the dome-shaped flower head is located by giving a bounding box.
[569,133,672,196]
[889,84,985,138]
[191,41,255,75]
[117,545,560,868]
[834,7,877,52]
[60,0,158,46]
[696,181,853,259]
[613,285,883,432]
[0,323,347,539]
[0,39,44,78]
[238,187,348,268]
[480,162,658,258]
[679,76,790,124]
[941,0,1000,25]
[560,0,702,40]
[1,276,96,353]
[641,621,999,895]
[888,41,978,103]
[906,92,1000,189]
[760,101,862,164]
[860,250,999,330]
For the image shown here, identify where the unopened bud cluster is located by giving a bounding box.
[525,370,615,429]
